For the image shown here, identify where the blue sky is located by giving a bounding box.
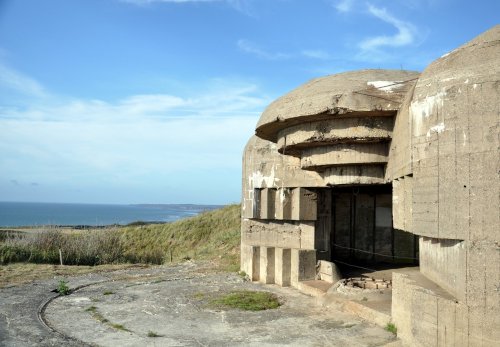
[0,0,498,204]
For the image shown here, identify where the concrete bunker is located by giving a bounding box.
[242,69,420,281]
[241,26,499,347]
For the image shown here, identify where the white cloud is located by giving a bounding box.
[301,50,331,60]
[0,71,270,202]
[237,39,291,60]
[359,4,417,51]
[334,0,354,13]
[0,63,47,98]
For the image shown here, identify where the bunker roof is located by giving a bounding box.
[256,69,419,142]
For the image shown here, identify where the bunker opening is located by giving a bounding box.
[315,184,419,275]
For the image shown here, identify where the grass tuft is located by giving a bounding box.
[111,323,130,332]
[85,306,97,312]
[210,290,281,311]
[147,330,162,337]
[385,322,397,335]
[85,306,130,331]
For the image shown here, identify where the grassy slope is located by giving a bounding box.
[119,204,241,270]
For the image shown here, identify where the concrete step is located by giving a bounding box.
[342,300,392,328]
[297,280,333,297]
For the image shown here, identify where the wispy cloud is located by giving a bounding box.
[0,63,47,98]
[359,4,417,51]
[333,0,354,13]
[237,39,291,60]
[301,50,331,60]
[0,65,270,202]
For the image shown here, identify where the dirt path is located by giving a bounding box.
[0,262,397,346]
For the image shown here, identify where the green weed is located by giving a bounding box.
[57,280,70,295]
[385,322,397,335]
[147,331,162,337]
[210,290,281,311]
[110,323,130,332]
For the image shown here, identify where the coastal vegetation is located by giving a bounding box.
[209,290,281,311]
[0,204,241,285]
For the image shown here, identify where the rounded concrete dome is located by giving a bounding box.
[256,69,420,142]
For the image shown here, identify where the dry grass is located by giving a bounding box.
[118,204,241,269]
[0,228,123,265]
[0,204,242,286]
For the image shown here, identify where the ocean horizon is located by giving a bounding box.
[0,201,222,227]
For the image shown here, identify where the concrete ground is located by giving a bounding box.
[0,261,398,347]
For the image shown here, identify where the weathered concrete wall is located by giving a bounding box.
[392,272,471,347]
[322,165,385,185]
[241,219,316,250]
[385,83,417,180]
[392,25,500,346]
[419,237,466,301]
[300,143,388,169]
[241,135,323,219]
[409,27,499,240]
[392,175,413,232]
[317,260,342,283]
[290,249,317,287]
[276,117,393,153]
[393,271,499,347]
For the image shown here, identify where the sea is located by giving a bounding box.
[0,202,222,227]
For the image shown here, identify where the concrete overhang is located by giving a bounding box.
[255,69,420,142]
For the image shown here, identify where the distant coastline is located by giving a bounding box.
[0,201,222,227]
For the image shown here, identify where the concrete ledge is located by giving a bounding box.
[297,280,333,297]
[343,301,392,328]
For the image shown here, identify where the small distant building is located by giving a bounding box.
[241,26,499,346]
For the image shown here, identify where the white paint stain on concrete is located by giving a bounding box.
[426,122,445,138]
[249,167,280,188]
[367,81,402,93]
[410,90,446,137]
